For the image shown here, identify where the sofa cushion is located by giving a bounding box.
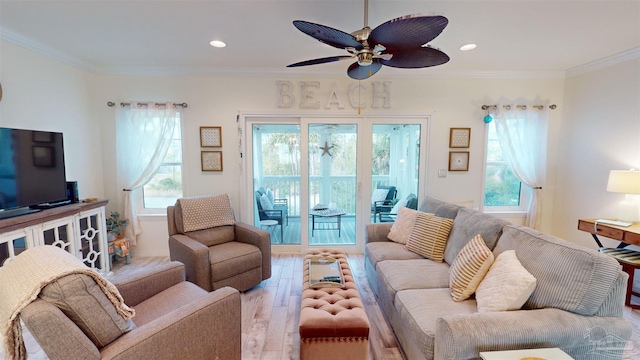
[449,234,494,302]
[39,274,135,348]
[131,281,208,326]
[365,242,423,269]
[444,207,509,265]
[175,194,235,233]
[387,207,418,244]
[377,259,450,300]
[475,250,536,312]
[494,225,621,316]
[405,213,453,262]
[417,197,460,219]
[394,288,477,359]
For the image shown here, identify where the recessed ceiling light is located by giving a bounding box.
[209,40,226,48]
[460,43,477,51]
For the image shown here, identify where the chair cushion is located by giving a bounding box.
[449,234,494,302]
[175,194,235,233]
[475,250,536,313]
[186,225,236,247]
[371,188,389,205]
[39,274,135,348]
[209,242,262,283]
[405,213,453,262]
[260,193,273,210]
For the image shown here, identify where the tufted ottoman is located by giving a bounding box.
[299,249,370,360]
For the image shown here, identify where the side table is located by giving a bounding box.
[108,237,131,267]
[260,219,280,243]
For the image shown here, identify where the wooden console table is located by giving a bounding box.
[578,218,640,308]
[0,200,110,272]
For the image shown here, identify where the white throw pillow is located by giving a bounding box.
[371,188,389,205]
[449,234,494,302]
[259,193,274,210]
[390,196,410,215]
[387,207,418,244]
[266,188,274,204]
[476,250,536,313]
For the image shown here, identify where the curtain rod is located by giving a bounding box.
[107,101,188,108]
[481,104,556,110]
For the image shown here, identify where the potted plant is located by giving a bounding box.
[106,212,129,241]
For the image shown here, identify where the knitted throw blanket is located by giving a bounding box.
[177,194,236,232]
[0,246,134,360]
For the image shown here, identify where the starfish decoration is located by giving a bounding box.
[319,141,334,157]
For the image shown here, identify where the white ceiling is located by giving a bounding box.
[1,0,639,78]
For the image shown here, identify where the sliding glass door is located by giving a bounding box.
[246,115,428,252]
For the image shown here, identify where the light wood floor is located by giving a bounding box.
[8,254,640,359]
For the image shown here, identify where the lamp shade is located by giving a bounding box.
[607,170,640,194]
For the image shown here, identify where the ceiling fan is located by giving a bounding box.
[287,0,450,80]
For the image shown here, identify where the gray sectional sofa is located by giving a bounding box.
[364,196,632,360]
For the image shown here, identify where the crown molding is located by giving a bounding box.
[1,27,97,73]
[566,47,640,78]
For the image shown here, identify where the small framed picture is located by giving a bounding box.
[449,151,469,171]
[32,131,53,143]
[201,151,223,171]
[449,128,471,148]
[200,126,222,147]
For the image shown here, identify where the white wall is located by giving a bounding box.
[553,58,640,249]
[0,40,104,200]
[93,75,565,256]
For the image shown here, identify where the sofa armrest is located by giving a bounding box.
[364,223,394,243]
[168,234,211,291]
[235,222,272,280]
[100,286,241,360]
[435,308,632,359]
[111,261,185,307]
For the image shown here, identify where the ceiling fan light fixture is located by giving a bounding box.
[357,51,374,66]
[209,40,226,48]
[460,43,477,51]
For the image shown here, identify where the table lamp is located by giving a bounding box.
[607,169,640,223]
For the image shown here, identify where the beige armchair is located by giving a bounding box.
[167,202,271,292]
[20,261,241,360]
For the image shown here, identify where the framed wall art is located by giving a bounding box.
[449,151,469,172]
[200,126,222,147]
[201,151,223,171]
[449,128,471,148]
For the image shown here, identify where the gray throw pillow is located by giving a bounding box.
[39,273,135,348]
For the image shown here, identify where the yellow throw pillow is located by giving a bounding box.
[404,212,453,262]
[449,234,494,302]
[476,250,537,312]
[387,207,419,244]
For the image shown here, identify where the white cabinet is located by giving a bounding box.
[0,201,110,272]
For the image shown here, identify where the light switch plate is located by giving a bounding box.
[438,169,447,178]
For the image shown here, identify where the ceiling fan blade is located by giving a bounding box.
[380,46,449,68]
[369,15,448,53]
[287,55,353,67]
[347,60,382,80]
[293,20,364,50]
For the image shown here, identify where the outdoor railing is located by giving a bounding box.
[261,175,391,216]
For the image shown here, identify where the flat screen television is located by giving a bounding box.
[0,127,68,219]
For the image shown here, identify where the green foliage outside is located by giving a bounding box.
[484,164,521,206]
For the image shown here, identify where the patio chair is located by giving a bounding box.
[371,184,397,223]
[378,193,418,222]
[255,190,286,243]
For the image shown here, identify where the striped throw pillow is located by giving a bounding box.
[449,234,494,302]
[404,212,453,262]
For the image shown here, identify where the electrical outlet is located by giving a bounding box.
[438,169,447,178]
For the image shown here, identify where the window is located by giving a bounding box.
[141,116,183,209]
[483,120,530,211]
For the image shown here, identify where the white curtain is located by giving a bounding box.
[494,105,549,229]
[116,102,179,244]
